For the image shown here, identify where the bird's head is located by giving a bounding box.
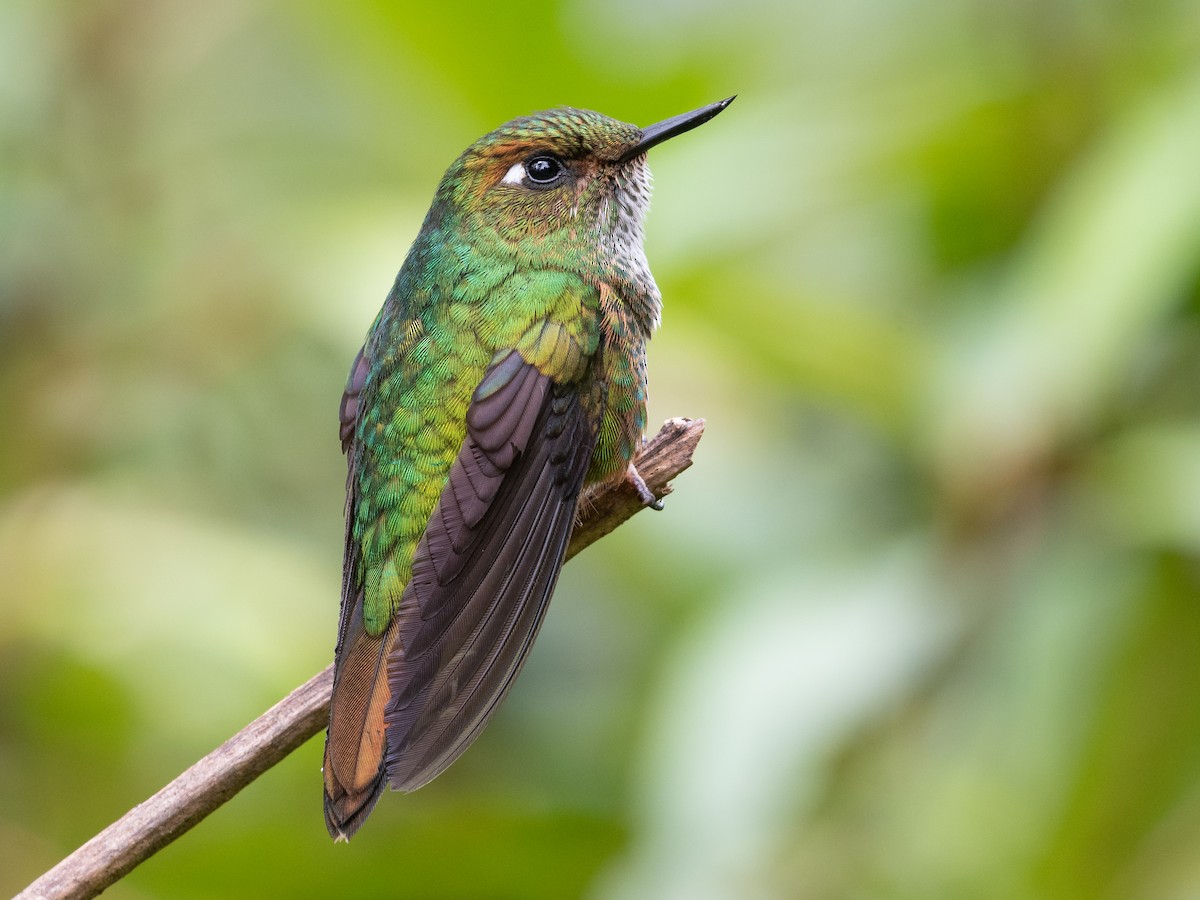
[431,98,734,277]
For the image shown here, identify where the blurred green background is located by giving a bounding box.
[3,0,1200,897]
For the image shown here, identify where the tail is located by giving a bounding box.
[323,610,397,840]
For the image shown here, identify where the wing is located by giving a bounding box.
[323,346,393,840]
[383,349,597,790]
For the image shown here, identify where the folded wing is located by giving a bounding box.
[384,350,596,790]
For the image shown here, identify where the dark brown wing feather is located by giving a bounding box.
[338,347,369,453]
[384,351,595,791]
[323,347,391,841]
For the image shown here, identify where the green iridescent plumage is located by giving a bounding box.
[355,266,599,633]
[323,98,733,840]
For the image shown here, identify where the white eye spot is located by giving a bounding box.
[501,162,526,185]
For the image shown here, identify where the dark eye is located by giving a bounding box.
[525,155,564,185]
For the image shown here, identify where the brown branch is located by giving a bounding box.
[16,417,706,900]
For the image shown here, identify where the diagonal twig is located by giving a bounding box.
[17,417,706,900]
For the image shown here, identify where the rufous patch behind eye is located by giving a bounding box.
[501,162,526,185]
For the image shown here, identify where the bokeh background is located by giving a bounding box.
[3,1,1200,897]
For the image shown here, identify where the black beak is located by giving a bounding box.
[619,96,736,163]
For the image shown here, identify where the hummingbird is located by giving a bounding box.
[322,97,734,840]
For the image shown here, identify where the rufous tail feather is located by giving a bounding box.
[323,618,397,840]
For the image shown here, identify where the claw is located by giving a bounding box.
[626,462,664,511]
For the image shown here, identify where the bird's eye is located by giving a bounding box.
[499,154,568,188]
[525,155,564,185]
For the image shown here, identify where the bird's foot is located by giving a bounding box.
[626,462,664,511]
